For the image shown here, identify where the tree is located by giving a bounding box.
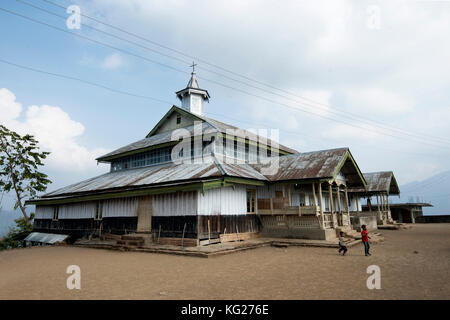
[0,213,35,251]
[0,125,51,226]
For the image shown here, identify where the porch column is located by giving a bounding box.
[344,186,350,213]
[318,182,325,229]
[329,184,335,228]
[312,183,318,212]
[337,185,342,226]
[387,194,391,221]
[376,193,380,212]
[287,184,292,206]
[345,186,350,226]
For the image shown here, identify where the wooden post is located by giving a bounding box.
[208,219,211,243]
[318,182,324,228]
[158,225,161,244]
[329,184,335,228]
[288,184,292,206]
[344,186,350,226]
[337,185,342,226]
[270,198,274,215]
[181,223,186,248]
[337,185,342,213]
[376,193,380,212]
[344,186,350,214]
[312,183,317,207]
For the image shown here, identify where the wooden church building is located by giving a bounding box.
[28,70,367,245]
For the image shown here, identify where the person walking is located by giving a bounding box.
[361,224,371,256]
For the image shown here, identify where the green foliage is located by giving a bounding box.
[0,125,51,225]
[0,213,34,250]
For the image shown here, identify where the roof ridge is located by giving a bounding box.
[211,154,227,176]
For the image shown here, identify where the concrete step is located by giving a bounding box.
[102,233,122,241]
[121,234,146,241]
[199,238,221,246]
[116,240,144,246]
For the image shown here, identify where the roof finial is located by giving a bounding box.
[190,61,197,74]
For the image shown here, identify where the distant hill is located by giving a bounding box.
[393,170,450,215]
[0,210,22,237]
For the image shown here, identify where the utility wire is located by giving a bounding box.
[2,6,450,150]
[36,0,450,146]
[0,58,172,105]
[0,57,443,159]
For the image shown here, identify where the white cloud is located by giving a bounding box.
[101,52,125,69]
[0,88,22,127]
[344,88,413,115]
[0,88,109,173]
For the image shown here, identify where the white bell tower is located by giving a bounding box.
[176,62,210,116]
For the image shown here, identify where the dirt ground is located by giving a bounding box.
[0,223,449,300]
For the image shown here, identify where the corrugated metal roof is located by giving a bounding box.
[349,171,400,194]
[198,115,298,154]
[42,160,267,198]
[25,232,69,244]
[97,106,297,161]
[253,148,349,181]
[35,148,366,202]
[96,122,216,160]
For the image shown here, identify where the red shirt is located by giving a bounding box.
[361,230,369,242]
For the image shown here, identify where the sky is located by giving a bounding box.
[1,0,450,210]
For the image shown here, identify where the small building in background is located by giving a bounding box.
[389,203,433,223]
[349,171,400,229]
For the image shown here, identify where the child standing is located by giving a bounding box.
[361,225,371,256]
[338,231,347,256]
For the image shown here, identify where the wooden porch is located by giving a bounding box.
[257,181,353,232]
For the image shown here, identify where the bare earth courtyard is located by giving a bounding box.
[0,223,449,300]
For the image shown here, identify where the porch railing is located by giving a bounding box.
[257,198,318,216]
[259,215,321,229]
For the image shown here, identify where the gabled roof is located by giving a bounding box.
[97,105,297,162]
[29,147,367,204]
[40,160,267,199]
[252,147,366,188]
[96,122,216,162]
[349,171,400,195]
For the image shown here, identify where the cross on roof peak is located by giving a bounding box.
[190,61,197,73]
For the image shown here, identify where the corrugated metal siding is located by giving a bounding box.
[35,206,53,219]
[103,197,138,217]
[198,185,247,216]
[59,202,96,219]
[152,191,197,217]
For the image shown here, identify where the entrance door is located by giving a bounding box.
[137,196,152,232]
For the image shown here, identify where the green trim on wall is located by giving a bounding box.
[223,177,266,186]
